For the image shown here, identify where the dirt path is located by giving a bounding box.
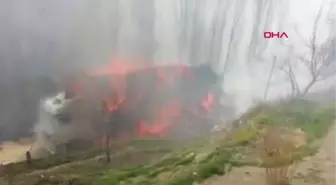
[293,125,335,185]
[201,126,335,185]
[0,141,32,164]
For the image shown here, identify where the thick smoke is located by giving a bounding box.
[34,92,78,153]
[0,0,335,142]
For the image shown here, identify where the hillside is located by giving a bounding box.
[0,98,334,185]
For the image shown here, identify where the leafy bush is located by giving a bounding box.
[232,126,258,145]
[238,99,335,141]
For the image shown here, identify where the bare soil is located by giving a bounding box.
[0,141,32,164]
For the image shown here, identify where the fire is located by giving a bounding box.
[202,92,214,112]
[89,57,146,110]
[68,57,217,143]
[104,92,124,113]
[138,101,182,137]
[88,57,145,76]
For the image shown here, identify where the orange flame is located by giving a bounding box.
[73,57,215,142]
[201,92,214,112]
[138,101,182,137]
[89,57,146,113]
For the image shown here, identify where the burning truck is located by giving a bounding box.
[34,58,222,154]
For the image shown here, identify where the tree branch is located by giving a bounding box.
[278,3,334,96]
[264,56,277,100]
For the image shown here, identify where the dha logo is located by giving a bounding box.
[264,32,288,39]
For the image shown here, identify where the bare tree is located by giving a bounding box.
[279,54,301,96]
[248,0,278,62]
[221,0,246,79]
[279,5,335,96]
[176,0,194,63]
[131,0,156,62]
[65,0,120,72]
[176,0,206,65]
[264,56,277,99]
[207,0,230,68]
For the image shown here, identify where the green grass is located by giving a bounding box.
[97,146,242,185]
[95,99,335,185]
[7,98,335,185]
[251,99,335,140]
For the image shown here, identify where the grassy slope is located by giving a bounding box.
[2,99,334,185]
[96,99,335,185]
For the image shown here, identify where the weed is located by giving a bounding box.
[256,125,308,185]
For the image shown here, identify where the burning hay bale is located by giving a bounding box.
[34,58,222,155]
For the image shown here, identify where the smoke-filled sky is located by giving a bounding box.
[0,0,333,77]
[221,0,335,112]
[0,0,334,140]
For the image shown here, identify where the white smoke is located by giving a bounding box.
[34,92,73,154]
